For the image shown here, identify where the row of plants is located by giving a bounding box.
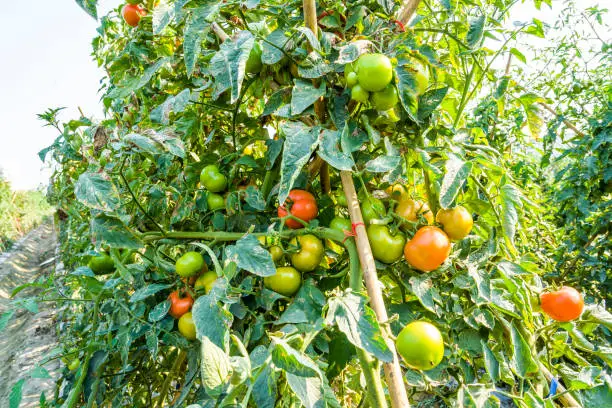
[3,0,610,407]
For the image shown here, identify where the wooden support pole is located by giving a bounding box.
[398,0,422,25]
[340,171,410,408]
[539,364,582,407]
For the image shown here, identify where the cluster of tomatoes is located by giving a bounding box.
[345,53,428,113]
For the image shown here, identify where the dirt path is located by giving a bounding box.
[0,223,60,406]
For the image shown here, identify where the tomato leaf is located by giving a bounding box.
[75,0,97,19]
[466,14,486,48]
[148,300,171,322]
[365,155,402,173]
[395,65,419,122]
[418,87,449,121]
[409,275,442,315]
[439,155,473,209]
[9,378,25,408]
[510,323,538,377]
[0,310,15,331]
[318,129,355,171]
[262,29,288,65]
[291,79,326,116]
[183,5,219,76]
[151,89,197,124]
[251,346,277,407]
[224,234,275,277]
[500,184,523,246]
[192,294,233,349]
[130,284,172,303]
[244,186,266,211]
[277,280,326,325]
[74,172,120,212]
[91,215,143,250]
[108,58,170,99]
[325,292,393,363]
[200,336,231,397]
[210,31,254,103]
[481,341,500,382]
[278,122,319,203]
[271,337,319,377]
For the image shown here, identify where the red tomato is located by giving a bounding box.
[277,190,318,229]
[168,291,194,318]
[404,226,451,272]
[122,4,145,27]
[540,287,584,322]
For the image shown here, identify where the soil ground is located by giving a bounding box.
[0,223,60,406]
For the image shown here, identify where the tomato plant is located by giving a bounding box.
[9,0,609,406]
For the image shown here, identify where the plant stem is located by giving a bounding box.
[156,350,186,408]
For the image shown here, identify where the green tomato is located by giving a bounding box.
[264,266,302,297]
[88,254,115,275]
[367,224,406,264]
[330,217,352,233]
[361,196,386,224]
[269,245,284,263]
[68,359,81,371]
[370,85,399,111]
[194,270,218,294]
[335,190,348,207]
[207,193,225,211]
[246,42,263,74]
[175,251,205,278]
[200,165,227,193]
[344,61,356,77]
[346,71,358,88]
[396,321,444,370]
[356,53,393,92]
[178,312,197,340]
[351,84,370,103]
[289,234,324,272]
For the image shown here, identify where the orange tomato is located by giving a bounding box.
[168,291,194,318]
[540,287,584,322]
[396,199,433,226]
[277,190,318,229]
[404,226,451,272]
[122,4,145,27]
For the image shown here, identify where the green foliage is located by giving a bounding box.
[0,174,53,252]
[2,0,610,407]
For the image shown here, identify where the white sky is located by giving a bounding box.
[0,0,604,191]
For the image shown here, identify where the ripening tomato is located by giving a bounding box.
[436,206,473,240]
[122,4,145,27]
[330,216,352,233]
[88,253,115,275]
[290,234,324,272]
[396,199,433,227]
[264,266,302,297]
[207,193,225,211]
[175,251,205,277]
[351,84,370,103]
[168,291,194,318]
[67,359,81,371]
[404,226,451,272]
[361,196,386,224]
[194,271,218,294]
[200,164,227,193]
[278,190,318,229]
[396,321,444,370]
[540,287,584,322]
[178,312,197,340]
[386,184,410,201]
[356,53,393,92]
[367,225,406,264]
[370,85,399,111]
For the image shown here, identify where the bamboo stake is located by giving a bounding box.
[397,0,422,25]
[539,364,582,407]
[340,171,410,408]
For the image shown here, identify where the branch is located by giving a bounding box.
[397,0,422,25]
[211,22,229,42]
